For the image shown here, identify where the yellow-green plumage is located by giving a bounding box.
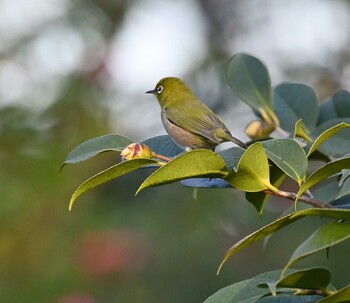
[146,77,247,151]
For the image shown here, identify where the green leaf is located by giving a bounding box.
[225,143,275,192]
[257,295,323,302]
[310,118,350,158]
[294,119,313,142]
[318,89,350,125]
[69,158,158,210]
[274,83,319,133]
[317,284,350,303]
[218,147,245,171]
[142,135,183,158]
[260,268,330,299]
[277,268,331,291]
[217,208,350,274]
[263,139,308,185]
[284,222,350,273]
[204,270,284,303]
[311,173,350,206]
[61,134,134,171]
[306,122,350,157]
[312,177,345,204]
[339,169,350,187]
[227,53,277,125]
[297,156,350,200]
[246,167,286,215]
[136,150,227,195]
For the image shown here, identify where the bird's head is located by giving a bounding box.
[146,77,192,107]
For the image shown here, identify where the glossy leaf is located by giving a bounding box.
[274,83,318,133]
[306,122,350,157]
[284,221,350,272]
[317,284,350,303]
[227,53,277,125]
[294,119,312,142]
[339,169,350,186]
[180,178,231,188]
[277,268,331,291]
[257,295,323,303]
[61,134,134,171]
[136,150,227,195]
[218,147,245,171]
[246,167,286,215]
[318,89,350,125]
[69,158,159,210]
[142,135,183,158]
[310,118,350,158]
[225,143,275,192]
[263,138,308,185]
[312,177,348,204]
[204,270,284,303]
[297,156,350,200]
[217,208,350,274]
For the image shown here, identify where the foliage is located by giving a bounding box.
[62,53,350,302]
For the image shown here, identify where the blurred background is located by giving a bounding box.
[1,0,350,302]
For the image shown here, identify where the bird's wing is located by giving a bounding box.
[165,106,231,144]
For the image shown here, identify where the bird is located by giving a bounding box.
[146,77,247,151]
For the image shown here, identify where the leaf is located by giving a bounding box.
[274,83,319,134]
[218,147,245,171]
[227,53,278,126]
[180,178,231,188]
[310,118,350,158]
[306,122,350,157]
[246,167,286,215]
[294,119,313,142]
[283,221,350,273]
[69,158,158,210]
[277,268,331,291]
[297,156,350,200]
[136,150,227,195]
[312,177,345,204]
[318,89,350,125]
[142,135,183,158]
[339,169,350,187]
[317,284,350,303]
[204,270,284,303]
[179,146,245,189]
[225,143,275,192]
[61,134,134,171]
[217,208,350,274]
[257,295,323,302]
[312,170,350,207]
[263,139,308,185]
[259,268,330,299]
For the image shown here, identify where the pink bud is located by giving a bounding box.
[121,143,155,160]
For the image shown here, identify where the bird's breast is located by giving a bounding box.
[161,110,215,150]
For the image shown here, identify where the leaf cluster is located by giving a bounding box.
[62,53,350,302]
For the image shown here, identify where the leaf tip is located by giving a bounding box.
[68,197,75,211]
[135,185,144,196]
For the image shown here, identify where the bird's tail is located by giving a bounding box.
[215,128,247,149]
[229,136,247,149]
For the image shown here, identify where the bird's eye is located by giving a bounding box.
[157,86,163,94]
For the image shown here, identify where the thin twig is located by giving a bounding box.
[263,189,333,208]
[154,153,172,162]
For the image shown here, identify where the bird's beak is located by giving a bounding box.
[145,89,156,94]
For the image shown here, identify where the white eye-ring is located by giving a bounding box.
[157,86,163,94]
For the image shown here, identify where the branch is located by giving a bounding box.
[263,189,333,208]
[154,153,172,162]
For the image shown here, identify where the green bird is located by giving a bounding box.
[146,77,247,151]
